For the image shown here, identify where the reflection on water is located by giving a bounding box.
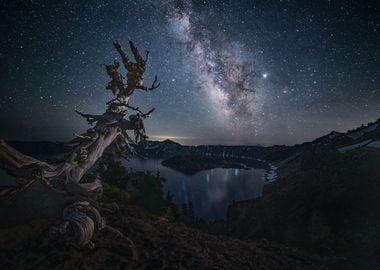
[125,158,265,221]
[0,157,265,222]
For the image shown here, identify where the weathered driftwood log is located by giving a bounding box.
[0,41,159,247]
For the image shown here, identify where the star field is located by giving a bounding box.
[0,0,379,145]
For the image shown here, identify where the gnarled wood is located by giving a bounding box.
[0,41,160,247]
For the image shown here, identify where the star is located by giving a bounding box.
[0,0,378,145]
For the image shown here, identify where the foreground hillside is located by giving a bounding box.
[0,153,333,270]
[0,189,331,270]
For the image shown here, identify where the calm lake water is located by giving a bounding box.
[0,156,266,222]
[124,158,266,221]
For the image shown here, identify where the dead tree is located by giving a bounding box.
[0,41,159,247]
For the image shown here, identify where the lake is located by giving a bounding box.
[124,158,266,221]
[0,155,267,222]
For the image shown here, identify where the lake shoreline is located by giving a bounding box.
[161,154,268,175]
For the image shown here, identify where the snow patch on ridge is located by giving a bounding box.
[338,139,372,153]
[347,124,378,140]
[368,141,380,149]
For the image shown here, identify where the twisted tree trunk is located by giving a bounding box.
[0,41,159,247]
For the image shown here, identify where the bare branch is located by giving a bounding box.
[149,75,160,90]
[126,104,155,118]
[136,75,160,91]
[144,50,149,64]
[113,41,131,70]
[105,60,126,95]
[75,110,103,125]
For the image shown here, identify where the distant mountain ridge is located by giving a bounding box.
[5,117,380,161]
[139,117,380,162]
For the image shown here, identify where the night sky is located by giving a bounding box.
[0,0,379,145]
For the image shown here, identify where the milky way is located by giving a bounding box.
[0,0,379,145]
[165,0,266,134]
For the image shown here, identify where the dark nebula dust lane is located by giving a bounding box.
[0,0,379,145]
[165,0,265,132]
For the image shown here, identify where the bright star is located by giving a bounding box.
[262,73,268,79]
